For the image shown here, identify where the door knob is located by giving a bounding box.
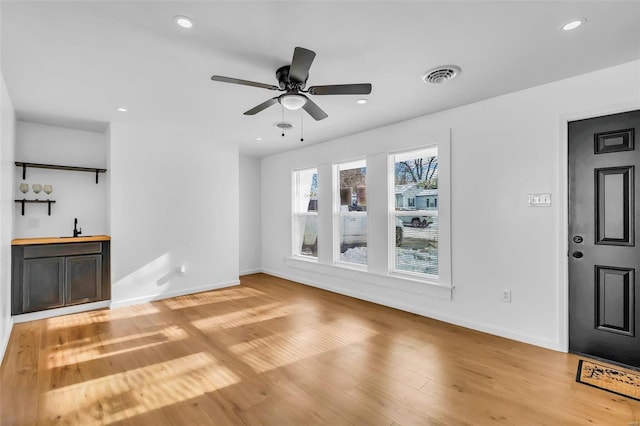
[572,251,584,259]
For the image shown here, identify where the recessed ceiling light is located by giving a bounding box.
[256,137,263,141]
[174,16,193,29]
[561,18,585,31]
[116,107,127,112]
[356,99,367,105]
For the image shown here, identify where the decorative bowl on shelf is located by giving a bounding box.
[19,183,29,193]
[44,184,53,195]
[32,184,42,194]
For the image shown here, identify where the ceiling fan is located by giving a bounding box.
[211,47,372,121]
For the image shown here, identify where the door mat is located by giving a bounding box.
[576,359,640,401]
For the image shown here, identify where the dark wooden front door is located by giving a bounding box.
[569,109,640,367]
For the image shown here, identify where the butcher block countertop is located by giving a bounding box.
[11,235,111,246]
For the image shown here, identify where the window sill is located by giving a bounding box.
[292,254,318,263]
[285,257,453,301]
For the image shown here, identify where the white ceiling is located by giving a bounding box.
[1,1,639,157]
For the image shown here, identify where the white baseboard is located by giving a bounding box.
[110,279,241,309]
[239,268,262,276]
[261,268,562,352]
[0,317,14,366]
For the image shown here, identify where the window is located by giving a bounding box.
[392,147,439,277]
[293,168,318,258]
[335,160,367,266]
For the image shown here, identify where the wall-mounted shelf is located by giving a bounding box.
[15,162,107,184]
[14,199,56,216]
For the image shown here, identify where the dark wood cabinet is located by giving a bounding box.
[23,257,65,312]
[66,254,102,305]
[12,240,110,315]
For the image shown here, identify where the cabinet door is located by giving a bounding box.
[23,257,65,313]
[66,254,102,305]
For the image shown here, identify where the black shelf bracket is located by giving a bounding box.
[15,199,56,216]
[22,164,26,180]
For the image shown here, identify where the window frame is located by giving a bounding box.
[333,159,368,268]
[292,167,318,261]
[388,142,451,286]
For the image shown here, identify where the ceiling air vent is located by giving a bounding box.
[422,65,461,84]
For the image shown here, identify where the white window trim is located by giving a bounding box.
[388,138,451,287]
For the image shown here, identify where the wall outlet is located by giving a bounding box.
[502,289,512,303]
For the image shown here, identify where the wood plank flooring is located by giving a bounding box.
[1,273,638,425]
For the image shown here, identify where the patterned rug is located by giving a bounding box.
[576,359,640,401]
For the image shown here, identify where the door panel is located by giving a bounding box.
[569,109,640,368]
[66,254,102,305]
[23,257,65,312]
[595,166,634,245]
[595,266,634,336]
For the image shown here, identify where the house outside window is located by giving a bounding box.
[392,147,439,277]
[293,168,318,258]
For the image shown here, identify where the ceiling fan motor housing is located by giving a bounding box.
[276,65,306,90]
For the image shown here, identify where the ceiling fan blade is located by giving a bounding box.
[211,75,279,91]
[302,97,328,121]
[289,47,316,84]
[308,83,372,95]
[244,97,279,115]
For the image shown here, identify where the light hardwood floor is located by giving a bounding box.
[1,273,638,425]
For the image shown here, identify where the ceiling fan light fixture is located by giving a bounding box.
[280,94,307,110]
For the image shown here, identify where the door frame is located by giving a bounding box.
[558,101,640,352]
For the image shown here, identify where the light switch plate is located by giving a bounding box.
[528,193,551,207]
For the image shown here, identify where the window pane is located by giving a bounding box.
[393,147,438,276]
[339,163,366,212]
[296,169,318,213]
[394,147,438,211]
[339,215,367,265]
[395,218,438,275]
[295,215,317,257]
[337,160,367,266]
[293,168,318,259]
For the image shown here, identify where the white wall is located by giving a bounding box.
[109,123,239,307]
[13,121,108,238]
[0,70,15,362]
[239,154,262,275]
[261,60,640,351]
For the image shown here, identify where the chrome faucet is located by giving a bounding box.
[73,218,82,237]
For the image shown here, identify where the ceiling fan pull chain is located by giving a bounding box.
[300,111,304,142]
[281,105,285,137]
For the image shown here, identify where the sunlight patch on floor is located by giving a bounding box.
[191,301,305,331]
[42,304,162,330]
[162,286,266,309]
[46,326,189,368]
[41,352,240,424]
[228,322,378,373]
